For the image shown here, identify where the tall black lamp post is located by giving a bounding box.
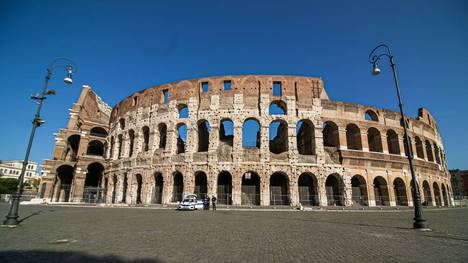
[368,44,427,229]
[3,58,77,226]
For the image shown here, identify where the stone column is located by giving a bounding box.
[232,171,242,206]
[289,178,299,206]
[343,175,353,207]
[71,169,86,203]
[381,134,389,154]
[317,177,328,206]
[260,174,269,206]
[338,128,347,150]
[361,132,369,152]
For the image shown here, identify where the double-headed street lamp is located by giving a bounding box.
[3,58,77,226]
[368,44,427,229]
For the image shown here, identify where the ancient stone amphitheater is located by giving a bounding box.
[40,75,453,207]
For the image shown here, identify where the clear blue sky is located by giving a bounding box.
[0,0,467,169]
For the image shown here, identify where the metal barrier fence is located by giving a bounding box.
[453,196,468,207]
[81,187,107,203]
[0,194,37,203]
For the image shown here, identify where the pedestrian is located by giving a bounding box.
[206,196,211,210]
[212,195,217,211]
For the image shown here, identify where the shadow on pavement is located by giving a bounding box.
[0,250,162,263]
[18,210,44,224]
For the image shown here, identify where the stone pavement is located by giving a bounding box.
[0,204,467,262]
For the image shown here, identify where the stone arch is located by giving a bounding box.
[90,127,108,137]
[433,182,442,206]
[109,136,115,158]
[270,172,290,205]
[351,175,368,206]
[323,121,339,148]
[55,165,74,202]
[197,119,211,152]
[64,134,80,161]
[172,171,184,202]
[269,120,288,154]
[83,162,105,203]
[441,183,449,206]
[346,123,362,150]
[241,171,260,206]
[119,118,125,130]
[386,129,400,155]
[142,126,150,152]
[296,119,315,155]
[422,180,432,206]
[393,178,408,206]
[217,171,232,205]
[298,173,319,206]
[242,118,260,148]
[219,118,234,146]
[433,144,441,164]
[176,123,187,154]
[178,104,189,119]
[425,140,434,162]
[117,134,123,158]
[121,172,128,203]
[367,127,383,153]
[325,173,345,206]
[86,140,104,156]
[365,110,379,121]
[111,175,118,204]
[128,129,135,157]
[158,123,167,149]
[415,136,425,159]
[194,171,208,198]
[135,174,143,204]
[152,172,164,204]
[373,176,389,206]
[269,100,287,115]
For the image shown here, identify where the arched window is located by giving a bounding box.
[172,171,184,202]
[269,120,288,154]
[117,134,123,158]
[176,123,187,154]
[323,121,339,148]
[425,140,434,162]
[90,127,108,137]
[296,119,315,155]
[346,123,362,150]
[351,175,368,206]
[178,104,189,119]
[194,171,208,198]
[128,129,135,157]
[119,118,125,130]
[109,136,114,159]
[64,134,80,161]
[152,173,163,204]
[242,118,260,148]
[269,100,287,115]
[433,144,441,164]
[325,173,344,206]
[373,176,389,206]
[403,136,411,157]
[270,172,290,205]
[367,127,383,152]
[364,110,378,122]
[220,119,234,146]
[415,137,425,159]
[197,120,211,152]
[158,123,167,149]
[386,129,400,155]
[142,126,150,152]
[393,178,408,206]
[86,140,104,156]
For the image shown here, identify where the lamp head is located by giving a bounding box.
[64,67,73,84]
[372,62,381,76]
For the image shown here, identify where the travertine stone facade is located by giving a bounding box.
[41,75,453,207]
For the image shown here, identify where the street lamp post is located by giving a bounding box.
[3,58,76,226]
[368,44,427,229]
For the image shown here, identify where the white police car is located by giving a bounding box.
[177,194,204,210]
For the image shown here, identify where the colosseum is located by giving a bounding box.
[39,75,453,208]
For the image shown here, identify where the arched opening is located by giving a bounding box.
[298,173,318,206]
[121,173,128,203]
[269,100,287,115]
[64,134,80,161]
[86,140,104,156]
[323,121,339,148]
[365,110,379,121]
[403,136,411,157]
[351,175,368,206]
[128,130,135,157]
[135,174,143,204]
[55,165,74,202]
[434,144,441,164]
[172,171,184,202]
[158,123,167,149]
[346,124,362,150]
[83,162,105,203]
[296,120,315,155]
[242,118,260,148]
[425,140,434,162]
[142,126,150,152]
[441,183,449,206]
[270,172,289,205]
[422,180,432,206]
[367,127,383,153]
[433,182,441,206]
[109,136,115,158]
[117,134,123,158]
[269,120,288,154]
[217,171,232,205]
[111,175,117,204]
[386,129,400,155]
[393,178,408,206]
[197,120,211,152]
[119,118,125,130]
[152,172,163,204]
[241,172,260,206]
[194,171,208,199]
[325,174,344,206]
[176,123,187,154]
[220,119,234,147]
[90,127,108,137]
[415,137,425,159]
[178,104,189,119]
[373,176,389,206]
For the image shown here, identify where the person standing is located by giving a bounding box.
[212,195,217,211]
[206,196,211,210]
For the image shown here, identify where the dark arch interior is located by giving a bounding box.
[194,172,208,198]
[177,124,187,154]
[325,174,343,206]
[373,177,389,206]
[323,122,339,148]
[367,128,383,152]
[386,130,400,155]
[433,182,441,206]
[142,126,150,152]
[172,172,184,202]
[346,124,362,150]
[270,172,289,205]
[84,163,104,188]
[393,178,408,206]
[351,175,368,206]
[64,135,80,161]
[241,172,260,206]
[198,120,211,152]
[56,165,74,202]
[159,123,167,149]
[153,173,163,204]
[298,173,318,206]
[128,130,135,157]
[217,171,232,205]
[269,120,288,154]
[87,140,104,156]
[136,174,143,204]
[296,120,315,155]
[90,127,108,137]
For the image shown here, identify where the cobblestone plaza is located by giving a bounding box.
[1,204,467,262]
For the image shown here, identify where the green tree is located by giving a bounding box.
[0,178,19,194]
